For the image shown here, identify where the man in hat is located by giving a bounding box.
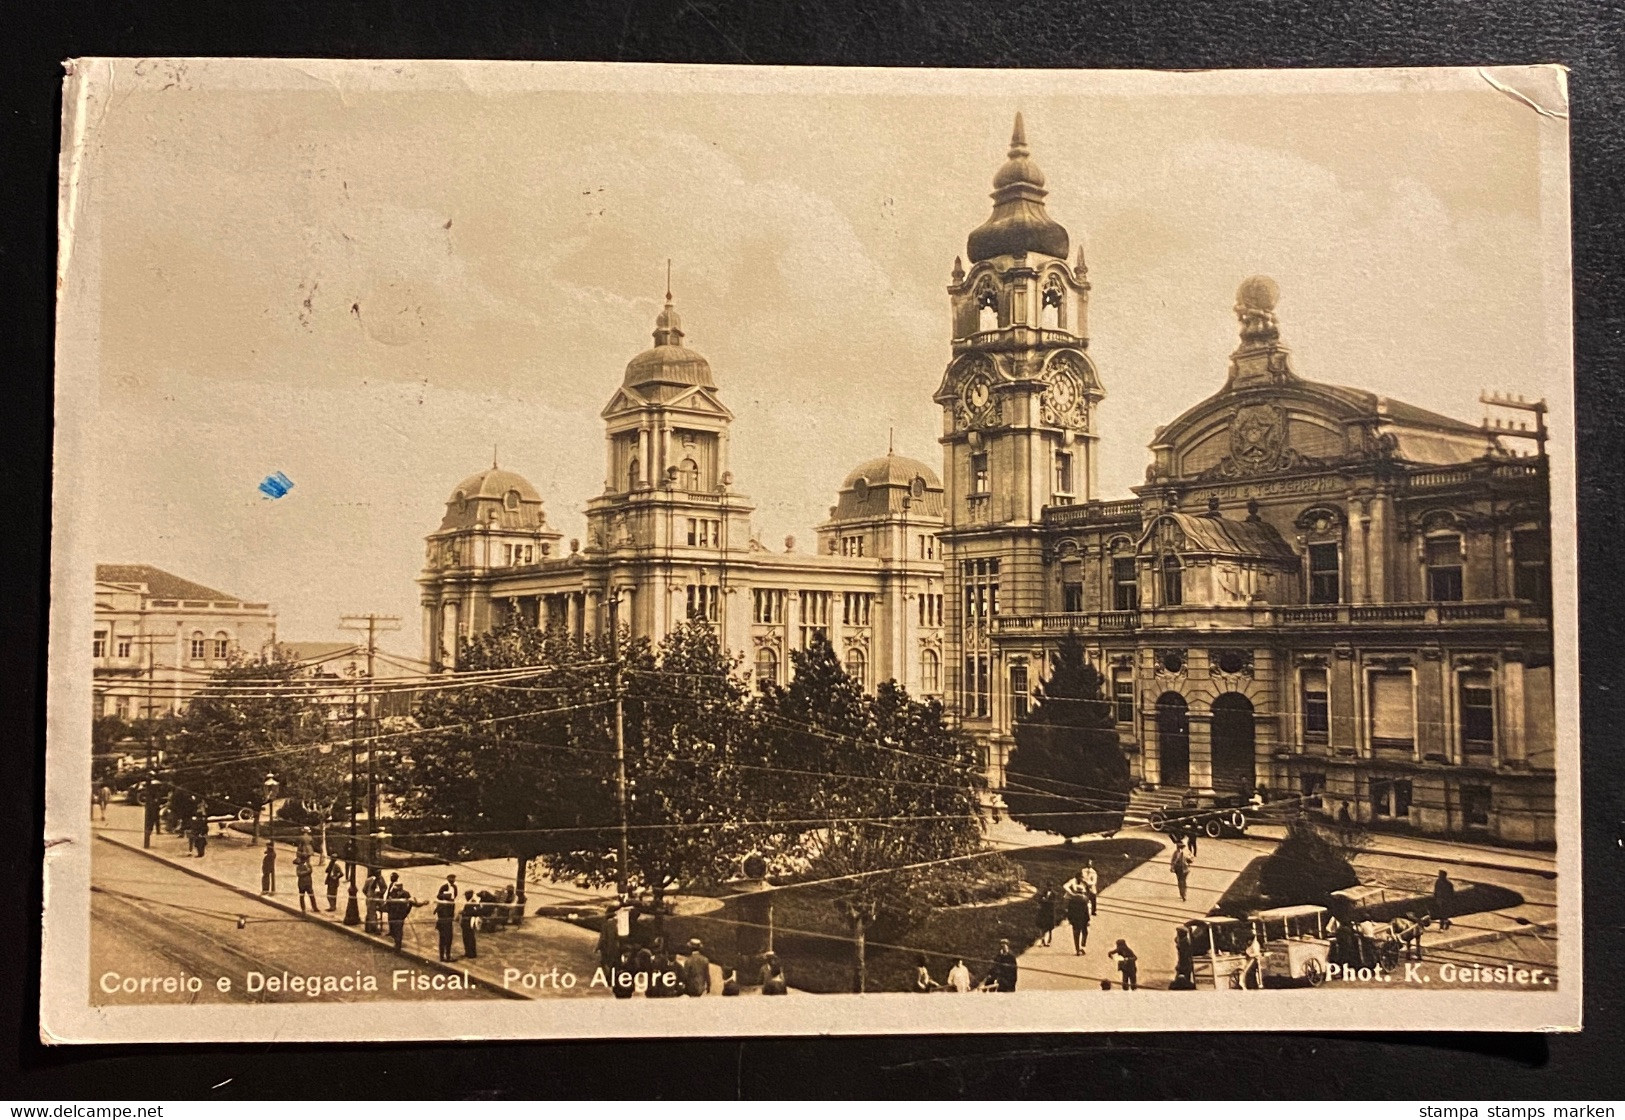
[459,889,481,960]
[434,874,459,961]
[260,842,276,895]
[986,938,1019,992]
[383,872,422,951]
[681,937,711,997]
[597,902,622,974]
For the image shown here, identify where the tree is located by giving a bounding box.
[165,654,329,835]
[388,623,614,908]
[1002,635,1132,840]
[761,638,984,992]
[1257,820,1358,905]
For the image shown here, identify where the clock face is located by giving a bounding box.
[1049,372,1079,414]
[965,376,990,411]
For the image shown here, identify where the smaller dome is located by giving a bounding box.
[447,467,541,506]
[842,452,942,492]
[1237,275,1280,312]
[623,293,716,390]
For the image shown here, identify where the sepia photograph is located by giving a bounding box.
[42,59,1579,1042]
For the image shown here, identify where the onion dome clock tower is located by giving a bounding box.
[934,114,1104,733]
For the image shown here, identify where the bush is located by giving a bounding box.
[1256,821,1358,906]
[912,853,1025,908]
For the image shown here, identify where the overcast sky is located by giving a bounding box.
[76,63,1565,648]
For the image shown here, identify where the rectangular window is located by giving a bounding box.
[1368,671,1415,749]
[970,452,990,494]
[1114,670,1134,725]
[1460,672,1495,754]
[976,655,990,717]
[1161,557,1183,607]
[843,592,872,627]
[1113,557,1138,612]
[918,535,936,560]
[685,585,719,623]
[1426,535,1464,602]
[1372,778,1413,819]
[190,636,207,661]
[687,519,719,547]
[1053,451,1074,503]
[1512,529,1550,616]
[917,593,942,627]
[116,636,131,659]
[213,637,230,660]
[93,631,107,658]
[1011,664,1030,722]
[1461,784,1492,828]
[1063,581,1084,613]
[1308,543,1341,605]
[1302,668,1329,740]
[961,559,999,623]
[799,591,830,648]
[752,588,784,625]
[841,535,865,557]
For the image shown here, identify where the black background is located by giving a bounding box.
[5,0,1624,1099]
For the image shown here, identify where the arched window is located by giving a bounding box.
[677,457,701,491]
[755,646,778,687]
[627,458,640,491]
[504,488,521,511]
[976,283,999,332]
[845,647,867,690]
[1040,277,1065,329]
[212,631,230,660]
[189,630,207,661]
[921,648,940,695]
[1161,554,1183,607]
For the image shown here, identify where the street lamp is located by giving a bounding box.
[260,772,279,842]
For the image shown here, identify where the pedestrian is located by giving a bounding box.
[296,826,315,863]
[384,873,422,951]
[1170,842,1191,902]
[1062,869,1092,955]
[681,938,711,997]
[988,939,1018,992]
[96,782,111,822]
[295,852,318,913]
[1338,801,1353,825]
[1080,859,1100,916]
[260,842,277,895]
[1240,930,1263,989]
[1432,870,1456,930]
[647,938,682,998]
[1108,939,1138,991]
[459,889,481,960]
[434,875,458,961]
[597,903,622,973]
[945,958,973,993]
[363,867,386,934]
[324,856,344,912]
[192,811,209,859]
[612,946,639,999]
[721,969,741,996]
[759,952,788,995]
[912,953,940,993]
[1171,927,1196,990]
[1184,824,1199,859]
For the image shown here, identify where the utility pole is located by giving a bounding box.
[339,614,400,865]
[608,591,630,903]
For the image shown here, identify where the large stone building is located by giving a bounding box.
[93,564,278,718]
[419,292,948,698]
[936,117,1555,843]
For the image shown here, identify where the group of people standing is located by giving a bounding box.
[912,941,1020,993]
[1031,860,1139,990]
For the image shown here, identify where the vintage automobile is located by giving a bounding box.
[1148,801,1250,838]
[1250,904,1334,986]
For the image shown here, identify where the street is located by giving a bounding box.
[90,839,501,1004]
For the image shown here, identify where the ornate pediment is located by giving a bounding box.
[1198,402,1325,480]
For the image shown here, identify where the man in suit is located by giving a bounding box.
[434,874,459,961]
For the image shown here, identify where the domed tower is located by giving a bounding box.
[584,282,756,641]
[420,465,562,669]
[816,450,945,561]
[934,114,1104,729]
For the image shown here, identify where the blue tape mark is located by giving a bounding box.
[258,471,294,499]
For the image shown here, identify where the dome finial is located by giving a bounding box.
[1235,275,1281,347]
[1009,112,1028,157]
[492,444,498,470]
[665,258,672,303]
[652,263,684,347]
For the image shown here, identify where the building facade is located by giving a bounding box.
[419,292,948,699]
[936,118,1556,843]
[93,564,278,718]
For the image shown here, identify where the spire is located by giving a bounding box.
[966,112,1070,263]
[652,263,684,347]
[492,444,499,470]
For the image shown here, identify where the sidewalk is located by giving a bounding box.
[1247,821,1557,876]
[94,803,607,998]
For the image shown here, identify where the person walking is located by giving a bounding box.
[987,939,1019,992]
[323,857,345,912]
[260,842,276,895]
[759,952,788,995]
[1184,824,1199,859]
[1170,841,1192,903]
[459,889,481,960]
[945,958,973,993]
[96,782,111,822]
[1080,859,1100,917]
[681,938,711,997]
[1432,870,1456,930]
[1108,939,1138,991]
[434,875,459,962]
[1062,870,1092,955]
[1034,887,1059,948]
[191,810,209,859]
[363,867,386,934]
[912,953,941,993]
[294,852,318,913]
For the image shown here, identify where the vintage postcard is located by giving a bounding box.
[43,60,1578,1041]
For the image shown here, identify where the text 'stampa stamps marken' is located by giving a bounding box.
[43,60,1578,1041]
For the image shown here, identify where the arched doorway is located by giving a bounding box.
[1211,692,1256,797]
[1156,692,1190,788]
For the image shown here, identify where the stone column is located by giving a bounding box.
[1417,649,1445,762]
[566,593,579,642]
[1331,645,1357,754]
[1500,651,1527,767]
[1188,709,1214,796]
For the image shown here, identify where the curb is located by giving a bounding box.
[1430,918,1558,953]
[96,832,532,1001]
[1243,825,1557,878]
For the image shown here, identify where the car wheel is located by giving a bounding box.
[1205,817,1224,838]
[1148,810,1166,832]
[1228,809,1246,831]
